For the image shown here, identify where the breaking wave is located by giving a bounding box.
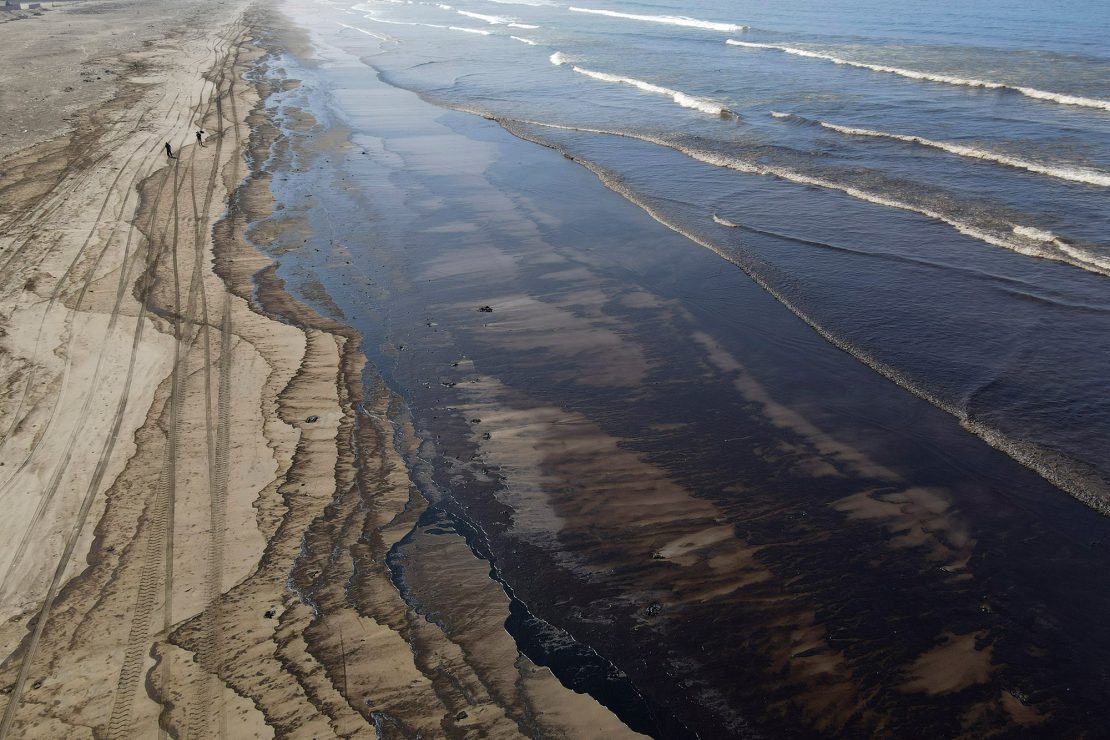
[490,116,1110,513]
[365,14,448,28]
[775,113,1110,186]
[567,66,733,116]
[456,9,510,22]
[569,6,747,33]
[726,40,1110,112]
[336,21,390,40]
[502,117,1110,277]
[549,51,569,65]
[510,35,538,44]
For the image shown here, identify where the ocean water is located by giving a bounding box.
[312,0,1110,511]
[264,0,1110,734]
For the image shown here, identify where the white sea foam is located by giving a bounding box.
[769,111,791,118]
[699,153,1110,275]
[509,118,1110,278]
[449,25,492,34]
[495,115,1110,514]
[508,22,539,28]
[726,40,1110,112]
[569,66,731,115]
[364,13,448,28]
[510,35,538,44]
[569,6,746,32]
[457,9,511,22]
[1012,227,1110,272]
[712,214,739,227]
[336,21,390,40]
[800,118,1110,186]
[1013,225,1058,242]
[550,51,568,65]
[1055,243,1110,273]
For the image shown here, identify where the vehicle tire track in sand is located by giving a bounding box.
[0,24,243,457]
[187,34,238,737]
[106,26,244,737]
[104,152,201,740]
[0,23,243,593]
[0,90,211,600]
[0,86,192,477]
[0,164,184,737]
[0,128,165,459]
[0,76,218,735]
[0,141,168,595]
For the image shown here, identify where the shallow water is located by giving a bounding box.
[257,2,1110,733]
[300,0,1110,515]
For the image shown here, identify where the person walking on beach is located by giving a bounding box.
[196,129,205,146]
[165,141,174,159]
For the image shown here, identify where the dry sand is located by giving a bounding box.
[0,0,635,736]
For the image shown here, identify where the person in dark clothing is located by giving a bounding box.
[165,142,174,159]
[196,129,205,146]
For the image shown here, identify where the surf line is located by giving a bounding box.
[336,22,390,41]
[455,8,539,27]
[728,40,1110,112]
[569,5,747,33]
[550,54,733,117]
[473,113,1110,513]
[502,117,1110,277]
[772,112,1110,186]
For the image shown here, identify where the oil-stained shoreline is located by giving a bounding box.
[253,7,1110,735]
[5,0,1110,736]
[0,1,636,735]
[191,11,644,738]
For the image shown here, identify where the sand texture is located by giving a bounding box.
[0,1,634,737]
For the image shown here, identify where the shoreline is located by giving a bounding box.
[0,2,641,735]
[4,0,1110,736]
[247,4,1110,734]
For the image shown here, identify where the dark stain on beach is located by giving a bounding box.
[257,54,1110,738]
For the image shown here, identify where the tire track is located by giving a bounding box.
[103,146,200,740]
[0,90,202,596]
[0,137,169,594]
[103,24,246,738]
[0,25,245,734]
[186,30,239,738]
[0,125,167,455]
[0,23,244,582]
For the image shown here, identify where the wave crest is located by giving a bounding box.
[776,113,1110,186]
[508,118,1110,277]
[569,66,732,116]
[727,40,1110,112]
[569,6,747,33]
[456,9,511,23]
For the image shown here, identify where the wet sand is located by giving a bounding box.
[3,0,1110,737]
[0,1,640,736]
[253,5,1110,734]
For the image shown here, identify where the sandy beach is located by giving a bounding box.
[3,0,1110,737]
[0,0,634,736]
